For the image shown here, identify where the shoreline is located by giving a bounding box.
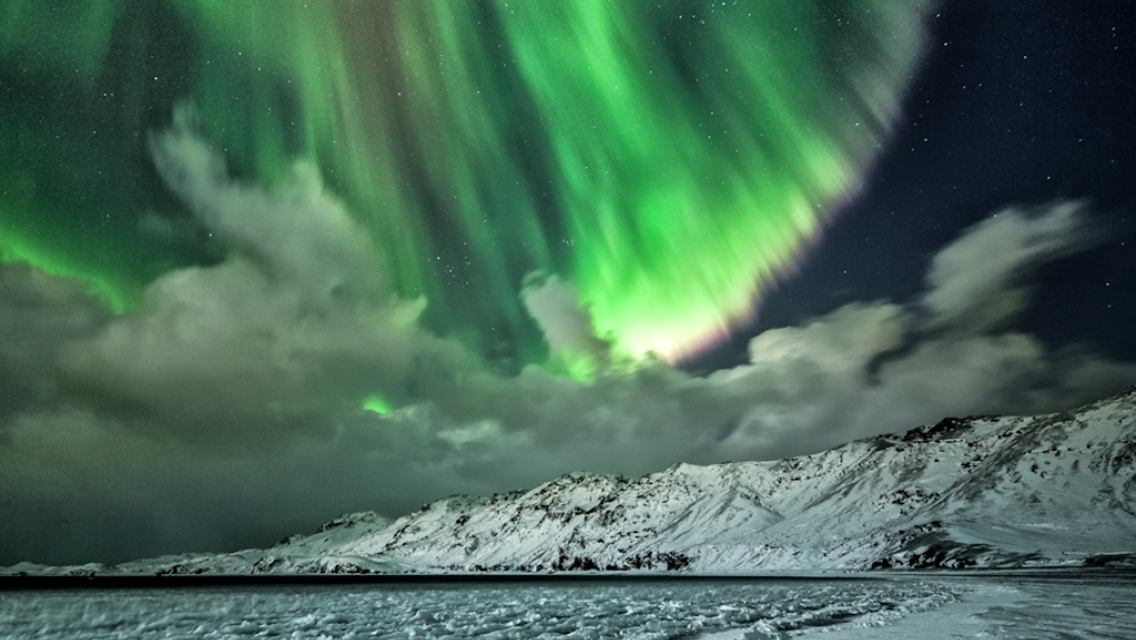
[2,566,1132,590]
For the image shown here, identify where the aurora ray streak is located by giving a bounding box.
[0,0,932,372]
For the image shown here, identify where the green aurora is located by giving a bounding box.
[0,0,931,375]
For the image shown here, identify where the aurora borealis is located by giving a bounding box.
[2,0,931,370]
[2,1,1134,566]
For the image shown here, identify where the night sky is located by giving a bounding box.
[1,0,1133,566]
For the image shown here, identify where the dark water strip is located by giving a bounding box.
[0,572,888,590]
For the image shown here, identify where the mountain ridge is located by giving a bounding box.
[7,387,1135,576]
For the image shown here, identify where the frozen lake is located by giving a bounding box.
[0,573,1133,639]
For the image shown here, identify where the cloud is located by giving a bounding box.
[0,264,111,426]
[58,113,425,445]
[0,121,1132,567]
[704,201,1135,459]
[921,201,1095,332]
[520,273,614,380]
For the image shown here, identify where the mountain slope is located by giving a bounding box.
[9,389,1136,575]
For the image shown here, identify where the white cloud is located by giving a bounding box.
[520,273,617,380]
[921,200,1093,332]
[59,114,425,444]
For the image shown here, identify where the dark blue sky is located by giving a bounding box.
[690,0,1136,372]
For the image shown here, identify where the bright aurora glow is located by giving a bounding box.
[0,0,930,370]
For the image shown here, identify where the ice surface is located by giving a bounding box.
[0,578,956,639]
[2,575,1131,639]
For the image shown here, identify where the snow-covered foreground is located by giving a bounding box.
[790,572,1136,640]
[1,574,1133,639]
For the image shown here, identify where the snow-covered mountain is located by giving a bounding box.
[8,388,1136,576]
